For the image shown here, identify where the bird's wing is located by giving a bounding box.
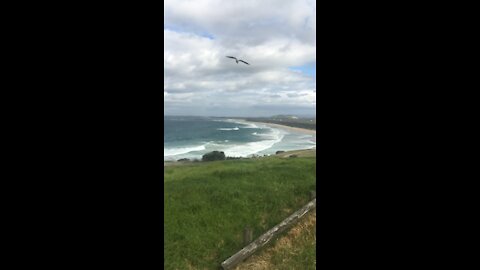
[239,60,250,65]
[226,56,237,60]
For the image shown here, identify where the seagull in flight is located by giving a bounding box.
[226,56,250,65]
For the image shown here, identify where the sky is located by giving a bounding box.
[164,0,316,117]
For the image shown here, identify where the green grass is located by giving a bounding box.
[275,149,316,158]
[164,155,316,270]
[235,210,316,270]
[268,211,316,270]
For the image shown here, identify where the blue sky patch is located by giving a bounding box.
[289,62,316,77]
[164,24,214,40]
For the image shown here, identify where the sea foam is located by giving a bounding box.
[164,118,315,160]
[223,128,285,157]
[164,144,206,157]
[217,127,239,131]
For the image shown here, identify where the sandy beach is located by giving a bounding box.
[247,121,316,136]
[164,120,316,166]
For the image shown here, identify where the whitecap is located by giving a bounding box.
[217,127,239,131]
[252,132,271,137]
[164,144,206,157]
[223,128,286,157]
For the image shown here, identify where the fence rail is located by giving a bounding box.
[221,197,316,270]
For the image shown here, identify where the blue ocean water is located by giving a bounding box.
[164,116,316,161]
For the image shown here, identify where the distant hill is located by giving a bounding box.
[271,115,300,120]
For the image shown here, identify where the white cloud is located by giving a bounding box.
[164,0,316,116]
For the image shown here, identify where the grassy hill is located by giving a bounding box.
[164,152,316,269]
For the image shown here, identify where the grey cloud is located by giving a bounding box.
[164,0,316,116]
[165,0,315,46]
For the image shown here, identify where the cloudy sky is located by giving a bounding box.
[164,0,316,117]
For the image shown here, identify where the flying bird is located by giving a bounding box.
[226,56,250,65]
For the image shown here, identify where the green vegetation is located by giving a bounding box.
[202,150,226,161]
[276,148,316,158]
[164,154,316,269]
[268,211,316,270]
[235,210,316,270]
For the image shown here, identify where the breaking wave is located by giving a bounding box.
[223,128,285,157]
[164,144,207,157]
[217,127,239,131]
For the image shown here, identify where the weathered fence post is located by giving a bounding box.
[221,198,316,270]
[243,227,253,246]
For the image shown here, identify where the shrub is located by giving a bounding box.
[276,151,285,155]
[202,151,226,162]
[177,158,190,162]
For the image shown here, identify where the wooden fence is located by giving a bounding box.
[221,194,316,269]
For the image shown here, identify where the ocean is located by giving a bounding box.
[164,116,316,161]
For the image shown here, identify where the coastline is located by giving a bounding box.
[164,119,317,166]
[242,120,316,145]
[243,120,316,136]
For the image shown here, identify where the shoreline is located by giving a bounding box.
[164,119,317,166]
[242,120,316,136]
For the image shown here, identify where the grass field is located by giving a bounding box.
[235,210,316,270]
[164,152,316,269]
